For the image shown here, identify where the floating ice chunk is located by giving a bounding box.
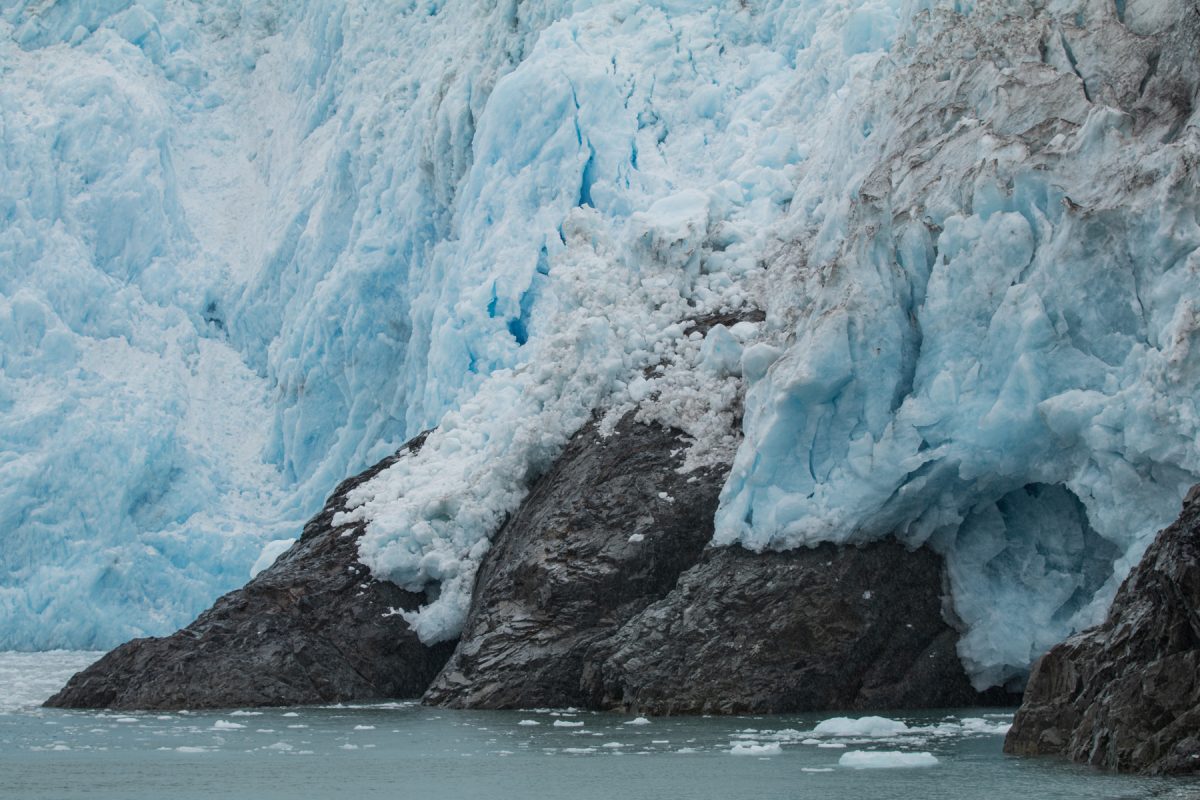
[812,717,910,738]
[838,751,938,769]
[730,742,782,756]
[624,717,651,726]
[921,718,1012,738]
[518,720,540,726]
[553,720,584,728]
[951,718,1012,736]
[212,720,245,730]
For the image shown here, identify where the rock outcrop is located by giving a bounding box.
[45,433,453,710]
[581,542,993,714]
[1004,487,1200,774]
[423,413,729,708]
[426,413,1005,713]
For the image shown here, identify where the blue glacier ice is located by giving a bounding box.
[2,0,1199,691]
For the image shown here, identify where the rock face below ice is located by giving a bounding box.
[583,541,1004,714]
[45,434,452,710]
[426,414,1005,712]
[424,413,728,708]
[1005,486,1200,774]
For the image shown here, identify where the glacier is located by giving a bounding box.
[2,0,1199,690]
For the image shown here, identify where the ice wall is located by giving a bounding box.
[2,0,1198,690]
[0,0,298,648]
[713,0,1200,686]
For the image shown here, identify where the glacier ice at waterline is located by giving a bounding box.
[1,0,1197,691]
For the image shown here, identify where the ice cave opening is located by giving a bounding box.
[939,482,1119,691]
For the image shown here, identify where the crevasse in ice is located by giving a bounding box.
[2,0,1198,689]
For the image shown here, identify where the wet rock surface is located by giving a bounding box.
[423,413,729,709]
[427,413,1003,713]
[45,433,453,710]
[581,541,997,715]
[1005,487,1200,774]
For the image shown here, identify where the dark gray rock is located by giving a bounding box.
[427,412,1004,713]
[423,413,729,709]
[581,541,997,715]
[45,433,453,710]
[1005,487,1200,774]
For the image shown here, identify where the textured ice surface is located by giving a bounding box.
[3,0,1199,690]
[712,0,1200,687]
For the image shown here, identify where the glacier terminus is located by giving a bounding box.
[2,0,1199,709]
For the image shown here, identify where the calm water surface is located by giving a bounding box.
[2,652,1198,800]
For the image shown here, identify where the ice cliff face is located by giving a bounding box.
[3,0,1198,690]
[717,0,1200,687]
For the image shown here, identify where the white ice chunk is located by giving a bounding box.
[730,742,782,756]
[812,717,910,738]
[838,751,939,769]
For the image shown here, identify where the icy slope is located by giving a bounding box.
[3,0,1199,692]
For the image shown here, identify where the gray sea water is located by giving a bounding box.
[2,652,1198,800]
